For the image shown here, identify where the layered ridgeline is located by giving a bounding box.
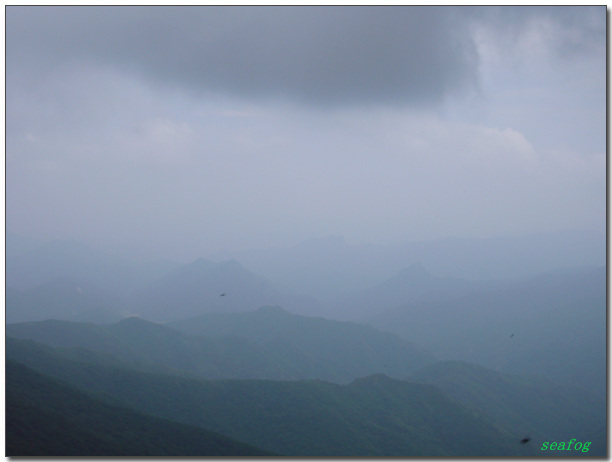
[6,342,525,457]
[6,361,275,457]
[127,258,327,321]
[210,230,605,305]
[8,337,603,456]
[6,242,328,323]
[7,328,603,456]
[7,306,435,383]
[6,278,125,324]
[409,360,606,457]
[367,266,606,397]
[335,262,507,319]
[5,233,605,456]
[7,230,604,322]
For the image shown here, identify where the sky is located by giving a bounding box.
[6,6,606,262]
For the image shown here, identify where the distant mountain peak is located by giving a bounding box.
[218,259,243,269]
[350,373,397,387]
[112,316,182,338]
[118,314,145,323]
[132,256,285,321]
[256,305,290,316]
[115,315,154,329]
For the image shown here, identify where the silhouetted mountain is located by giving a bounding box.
[6,278,124,324]
[6,343,523,457]
[409,360,605,456]
[208,230,604,307]
[7,319,307,381]
[131,258,272,319]
[369,266,606,396]
[336,262,505,319]
[168,305,436,381]
[8,308,435,382]
[6,360,276,456]
[131,258,326,321]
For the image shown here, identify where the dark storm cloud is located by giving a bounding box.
[6,5,605,260]
[7,6,479,106]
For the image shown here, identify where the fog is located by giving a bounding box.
[6,6,605,262]
[5,7,607,457]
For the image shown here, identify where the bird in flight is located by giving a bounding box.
[520,437,531,444]
[219,293,226,297]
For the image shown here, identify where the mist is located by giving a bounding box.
[5,6,606,458]
[6,5,605,262]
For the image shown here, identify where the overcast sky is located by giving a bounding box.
[6,6,606,261]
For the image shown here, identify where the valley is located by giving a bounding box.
[6,5,606,457]
[5,231,606,457]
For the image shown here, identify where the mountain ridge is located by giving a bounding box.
[5,344,523,457]
[8,308,436,383]
[130,258,327,321]
[408,359,605,456]
[6,360,277,456]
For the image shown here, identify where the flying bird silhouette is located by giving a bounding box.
[520,437,531,444]
[219,293,226,297]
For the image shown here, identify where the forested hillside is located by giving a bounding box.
[409,360,606,456]
[6,347,524,457]
[6,3,606,458]
[7,308,435,383]
[6,360,276,456]
[368,266,606,396]
[5,233,606,457]
[7,334,603,457]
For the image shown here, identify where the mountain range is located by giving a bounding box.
[6,360,276,456]
[5,230,606,456]
[209,230,605,304]
[367,265,606,397]
[7,307,435,383]
[409,360,605,455]
[127,258,327,321]
[7,333,604,456]
[4,339,527,457]
[6,229,604,320]
[334,261,507,319]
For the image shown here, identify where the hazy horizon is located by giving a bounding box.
[5,8,606,456]
[6,227,606,266]
[7,6,606,262]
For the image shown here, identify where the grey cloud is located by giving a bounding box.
[470,6,606,57]
[7,6,479,106]
[6,6,605,261]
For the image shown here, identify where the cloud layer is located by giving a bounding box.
[8,6,483,106]
[6,6,606,260]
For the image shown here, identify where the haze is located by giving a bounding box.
[5,7,607,457]
[6,6,605,262]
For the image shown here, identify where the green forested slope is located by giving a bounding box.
[369,267,606,396]
[167,305,436,379]
[8,308,435,382]
[6,360,277,456]
[409,360,605,456]
[7,338,523,457]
